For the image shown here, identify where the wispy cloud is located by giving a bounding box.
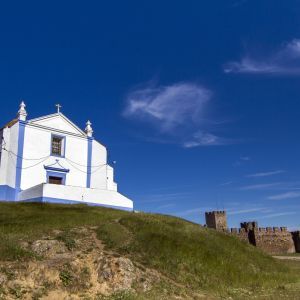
[183,131,229,148]
[124,81,233,147]
[268,191,300,200]
[239,182,283,191]
[233,156,251,167]
[260,212,296,219]
[174,207,212,217]
[246,170,285,178]
[157,203,176,210]
[138,192,192,203]
[240,181,300,191]
[220,181,234,186]
[224,39,300,75]
[228,207,266,215]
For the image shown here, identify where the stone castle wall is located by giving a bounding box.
[229,228,249,243]
[204,212,299,255]
[292,231,300,252]
[229,226,295,255]
[253,227,295,254]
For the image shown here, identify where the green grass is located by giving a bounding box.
[0,202,299,298]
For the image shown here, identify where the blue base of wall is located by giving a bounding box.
[0,185,17,201]
[18,196,133,211]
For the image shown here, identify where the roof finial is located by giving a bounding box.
[18,100,27,121]
[55,104,62,113]
[85,120,93,137]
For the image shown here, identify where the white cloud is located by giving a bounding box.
[175,207,208,217]
[124,82,231,147]
[240,156,250,161]
[239,181,300,191]
[233,156,251,166]
[183,131,228,148]
[124,82,211,131]
[228,207,266,215]
[260,212,296,219]
[246,170,285,178]
[239,182,283,191]
[268,191,300,200]
[220,181,234,186]
[139,192,192,203]
[224,39,300,75]
[157,203,176,209]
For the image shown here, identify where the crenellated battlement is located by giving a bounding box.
[205,211,226,216]
[256,227,287,233]
[204,210,297,254]
[205,211,227,231]
[230,226,289,233]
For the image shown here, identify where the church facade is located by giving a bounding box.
[0,102,133,211]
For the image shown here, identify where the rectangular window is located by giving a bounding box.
[51,136,64,156]
[48,176,63,185]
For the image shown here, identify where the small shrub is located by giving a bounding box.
[59,269,74,287]
[57,232,76,251]
[32,287,47,300]
[0,267,15,280]
[0,286,6,299]
[9,284,24,299]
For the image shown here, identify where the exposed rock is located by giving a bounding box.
[31,239,68,257]
[0,273,7,285]
[97,256,136,292]
[0,227,160,299]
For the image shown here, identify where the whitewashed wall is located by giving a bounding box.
[5,124,19,188]
[21,124,90,190]
[107,165,117,191]
[90,140,108,189]
[19,183,133,209]
[0,114,121,198]
[0,128,7,185]
[44,184,132,208]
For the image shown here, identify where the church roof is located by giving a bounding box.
[1,118,18,130]
[28,112,87,137]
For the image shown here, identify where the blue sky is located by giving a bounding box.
[1,0,300,228]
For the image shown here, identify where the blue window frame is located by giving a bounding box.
[46,171,67,185]
[50,134,66,157]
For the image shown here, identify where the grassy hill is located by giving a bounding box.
[0,202,299,299]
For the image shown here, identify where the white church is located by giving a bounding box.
[0,102,133,211]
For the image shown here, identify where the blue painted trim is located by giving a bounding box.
[19,196,133,211]
[0,185,17,201]
[15,121,26,200]
[86,137,93,188]
[50,133,66,158]
[46,171,67,185]
[44,166,70,173]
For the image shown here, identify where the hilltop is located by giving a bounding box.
[0,203,300,299]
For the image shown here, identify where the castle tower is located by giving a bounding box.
[240,221,258,231]
[205,211,227,231]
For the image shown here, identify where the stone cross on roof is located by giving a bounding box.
[55,104,62,113]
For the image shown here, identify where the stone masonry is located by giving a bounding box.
[205,211,227,231]
[205,211,299,255]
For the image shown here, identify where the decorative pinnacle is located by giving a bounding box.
[85,120,93,137]
[18,101,28,121]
